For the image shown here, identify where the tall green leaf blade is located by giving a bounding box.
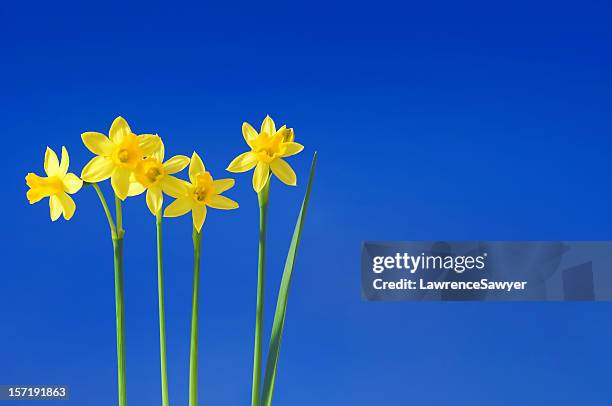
[261,152,318,406]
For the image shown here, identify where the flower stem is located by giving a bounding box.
[156,211,170,406]
[91,185,127,406]
[115,195,124,239]
[251,181,270,406]
[92,183,116,237]
[113,196,127,406]
[113,234,127,406]
[189,226,202,406]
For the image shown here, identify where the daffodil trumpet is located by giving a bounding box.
[163,152,238,406]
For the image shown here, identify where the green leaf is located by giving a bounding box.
[261,152,318,406]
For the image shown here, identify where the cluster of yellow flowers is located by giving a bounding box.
[25,114,312,406]
[25,115,303,231]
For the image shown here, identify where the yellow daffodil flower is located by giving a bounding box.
[25,146,83,221]
[164,152,238,232]
[127,141,191,215]
[80,116,161,200]
[226,115,304,192]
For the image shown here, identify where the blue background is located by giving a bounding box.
[2,0,612,404]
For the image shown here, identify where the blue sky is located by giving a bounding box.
[2,0,612,404]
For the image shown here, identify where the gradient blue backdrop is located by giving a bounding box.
[2,0,612,404]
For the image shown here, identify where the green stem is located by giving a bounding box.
[251,181,270,406]
[156,211,169,406]
[115,195,124,239]
[113,234,127,406]
[92,183,116,237]
[189,226,202,406]
[90,185,126,406]
[113,195,127,406]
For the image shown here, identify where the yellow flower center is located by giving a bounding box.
[117,149,131,163]
[192,172,214,205]
[194,187,208,202]
[134,158,165,187]
[146,167,162,182]
[251,133,283,163]
[112,134,143,168]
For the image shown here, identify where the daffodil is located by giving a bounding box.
[164,152,238,232]
[227,116,307,406]
[121,140,189,406]
[26,146,83,221]
[80,117,160,406]
[227,115,304,192]
[80,116,161,200]
[127,141,190,215]
[162,152,238,406]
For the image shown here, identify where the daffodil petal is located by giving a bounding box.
[161,176,190,198]
[82,132,114,156]
[261,115,276,136]
[146,187,163,215]
[49,195,62,221]
[253,162,270,192]
[127,181,146,197]
[111,167,131,200]
[110,116,131,144]
[44,147,60,176]
[207,194,238,210]
[270,159,296,186]
[189,152,205,183]
[272,125,288,142]
[163,155,190,174]
[81,156,114,182]
[272,126,289,143]
[227,151,257,173]
[281,142,304,157]
[58,146,70,176]
[213,178,235,194]
[243,122,258,143]
[62,173,83,194]
[192,205,207,232]
[163,197,192,217]
[57,192,76,220]
[138,134,162,157]
[284,128,295,143]
[151,140,165,162]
